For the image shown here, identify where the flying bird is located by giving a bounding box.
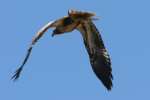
[12,10,113,90]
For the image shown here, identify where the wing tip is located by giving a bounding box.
[100,72,113,91]
[91,61,113,91]
[11,67,23,81]
[104,76,113,91]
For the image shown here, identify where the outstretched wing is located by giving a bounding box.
[11,21,54,80]
[77,20,113,90]
[11,16,79,80]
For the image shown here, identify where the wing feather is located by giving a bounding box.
[12,16,78,80]
[77,20,113,90]
[11,21,54,80]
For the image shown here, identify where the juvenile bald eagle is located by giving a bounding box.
[12,10,113,90]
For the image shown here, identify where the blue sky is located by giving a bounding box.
[0,0,150,99]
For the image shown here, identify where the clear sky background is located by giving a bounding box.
[0,0,150,100]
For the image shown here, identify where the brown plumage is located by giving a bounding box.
[12,9,113,90]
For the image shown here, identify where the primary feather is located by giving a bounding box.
[77,20,113,90]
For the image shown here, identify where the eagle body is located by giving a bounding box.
[12,10,113,90]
